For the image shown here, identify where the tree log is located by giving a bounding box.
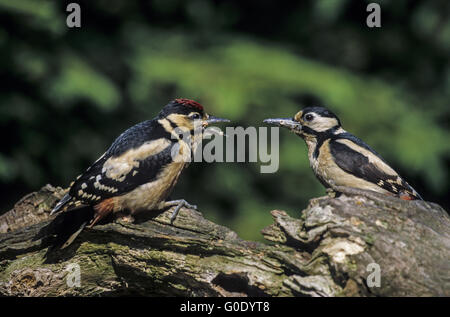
[0,185,449,296]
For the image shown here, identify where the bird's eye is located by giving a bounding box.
[190,113,201,120]
[304,114,314,121]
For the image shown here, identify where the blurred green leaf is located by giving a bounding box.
[48,54,120,110]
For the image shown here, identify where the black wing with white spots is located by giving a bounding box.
[68,146,174,203]
[52,119,175,214]
[329,138,422,199]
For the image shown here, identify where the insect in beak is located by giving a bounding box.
[202,115,230,137]
[264,118,302,133]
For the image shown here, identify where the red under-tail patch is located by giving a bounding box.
[399,193,415,201]
[90,198,116,228]
[174,98,204,111]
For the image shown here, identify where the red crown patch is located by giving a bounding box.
[174,98,204,111]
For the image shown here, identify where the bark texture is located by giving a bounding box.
[0,185,449,297]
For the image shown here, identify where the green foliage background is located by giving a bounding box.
[0,0,449,241]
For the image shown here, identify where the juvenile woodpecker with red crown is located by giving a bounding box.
[264,107,422,200]
[50,98,229,248]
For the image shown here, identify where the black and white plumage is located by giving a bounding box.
[49,98,229,248]
[264,107,422,200]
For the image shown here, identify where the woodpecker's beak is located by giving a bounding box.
[201,115,230,137]
[264,118,302,133]
[203,115,230,127]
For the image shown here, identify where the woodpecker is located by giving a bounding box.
[264,107,422,200]
[50,98,229,248]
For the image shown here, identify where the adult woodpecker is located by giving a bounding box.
[264,107,422,200]
[49,98,229,248]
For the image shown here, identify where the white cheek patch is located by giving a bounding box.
[309,117,339,132]
[333,127,346,134]
[166,113,194,131]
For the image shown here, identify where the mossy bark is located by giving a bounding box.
[0,185,449,296]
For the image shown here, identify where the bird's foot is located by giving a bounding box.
[326,188,337,198]
[308,197,324,206]
[163,199,198,224]
[309,188,337,206]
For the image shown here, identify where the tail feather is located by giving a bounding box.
[60,221,89,249]
[50,194,72,215]
[404,182,423,201]
[413,188,424,201]
[34,206,96,260]
[36,195,116,258]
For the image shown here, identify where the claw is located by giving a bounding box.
[163,199,197,224]
[170,204,182,223]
